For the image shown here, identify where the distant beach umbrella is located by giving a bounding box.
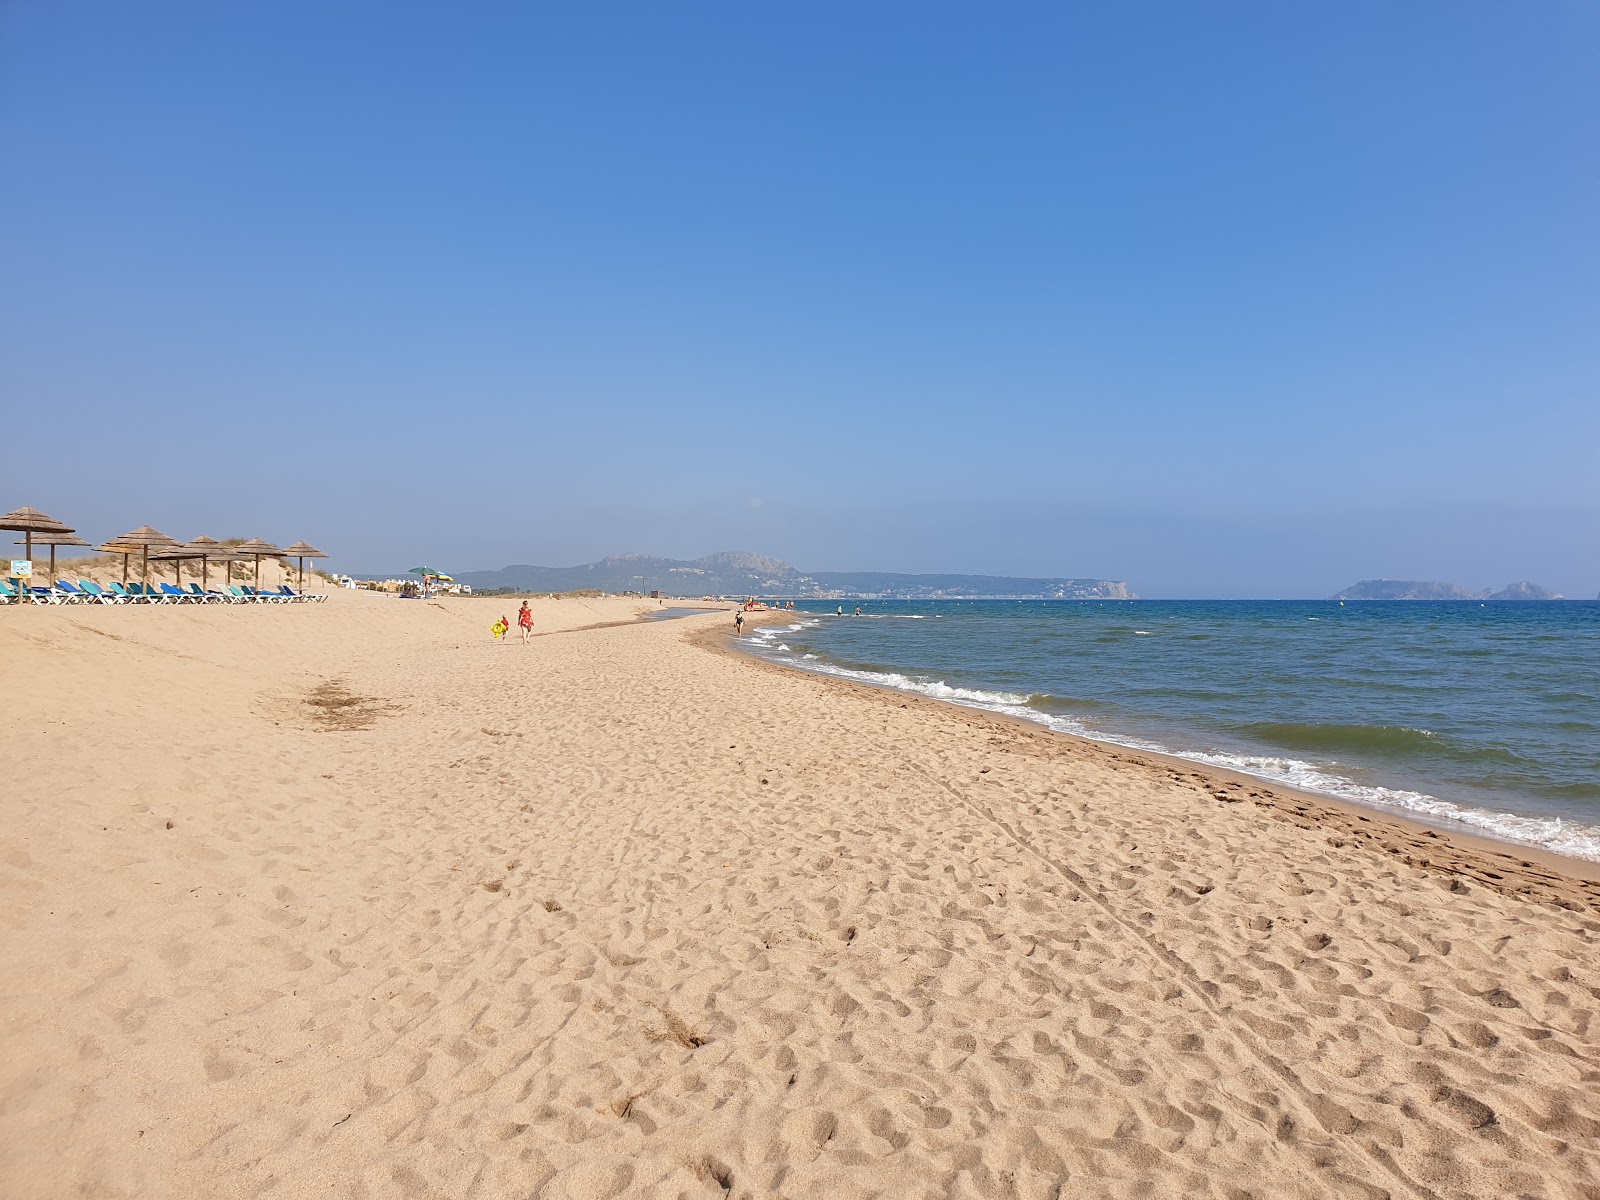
[153,535,232,592]
[101,525,181,588]
[281,541,327,592]
[0,506,75,579]
[233,537,286,590]
[407,565,451,596]
[96,537,138,584]
[182,535,226,591]
[12,530,90,582]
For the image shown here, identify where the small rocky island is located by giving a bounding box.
[1331,579,1564,601]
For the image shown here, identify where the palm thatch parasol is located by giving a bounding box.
[96,537,139,584]
[152,535,229,592]
[181,535,226,591]
[233,537,285,590]
[0,507,75,581]
[13,530,91,581]
[102,525,180,588]
[281,541,327,592]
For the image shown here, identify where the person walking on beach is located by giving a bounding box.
[734,610,744,638]
[491,615,509,641]
[517,600,534,644]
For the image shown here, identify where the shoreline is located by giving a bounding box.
[713,611,1600,896]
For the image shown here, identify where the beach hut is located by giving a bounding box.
[0,506,76,584]
[233,538,286,590]
[102,525,181,588]
[12,530,91,583]
[281,541,327,593]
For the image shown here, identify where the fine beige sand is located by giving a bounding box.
[4,594,1599,1200]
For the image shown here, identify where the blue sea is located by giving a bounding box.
[742,600,1600,862]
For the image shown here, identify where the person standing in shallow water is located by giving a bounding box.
[518,600,534,644]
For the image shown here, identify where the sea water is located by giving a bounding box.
[742,600,1600,862]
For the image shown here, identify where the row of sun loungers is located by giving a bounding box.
[1,579,326,605]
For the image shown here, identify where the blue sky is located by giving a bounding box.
[3,2,1597,597]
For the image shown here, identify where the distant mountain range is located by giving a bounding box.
[453,552,1137,600]
[1331,579,1564,601]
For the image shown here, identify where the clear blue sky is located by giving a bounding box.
[3,2,1596,597]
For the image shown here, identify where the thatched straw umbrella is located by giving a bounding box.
[96,537,138,584]
[281,541,327,592]
[151,536,227,594]
[233,537,285,590]
[181,535,225,592]
[103,525,180,590]
[13,530,91,582]
[0,507,75,584]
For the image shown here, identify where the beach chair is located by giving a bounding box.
[59,579,107,604]
[3,579,43,604]
[79,580,123,604]
[104,581,145,603]
[13,578,64,603]
[60,580,111,604]
[185,583,224,603]
[158,582,197,603]
[0,579,19,604]
[129,582,170,604]
[244,586,286,604]
[227,585,256,602]
[274,585,311,602]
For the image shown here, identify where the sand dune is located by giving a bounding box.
[3,594,1598,1199]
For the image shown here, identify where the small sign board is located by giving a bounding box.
[10,560,31,578]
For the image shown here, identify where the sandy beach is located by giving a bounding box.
[4,594,1599,1200]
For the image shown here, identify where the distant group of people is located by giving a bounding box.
[492,600,536,644]
[734,597,865,638]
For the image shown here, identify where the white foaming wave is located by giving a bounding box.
[1134,630,1154,635]
[745,640,1600,863]
[788,657,1032,709]
[1178,749,1600,862]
